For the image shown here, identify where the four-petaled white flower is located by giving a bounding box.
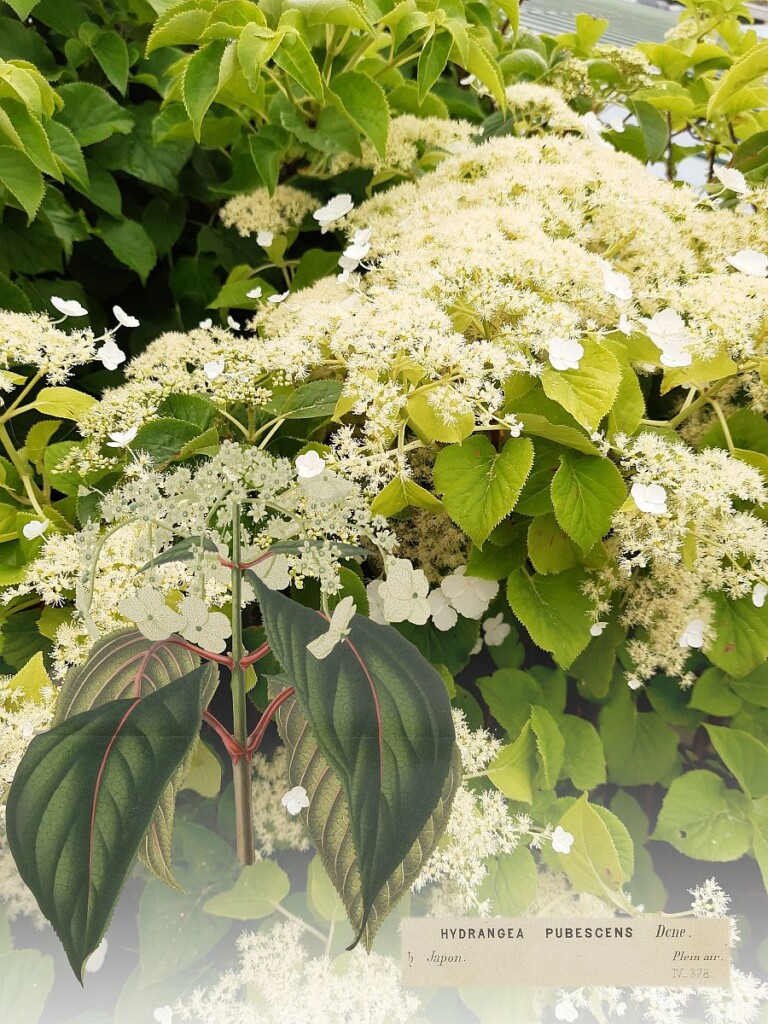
[84,937,108,973]
[551,825,575,855]
[227,315,241,330]
[752,582,768,608]
[631,481,668,515]
[106,425,139,448]
[295,450,326,479]
[590,621,608,637]
[203,359,225,380]
[627,676,644,690]
[250,553,292,592]
[679,618,706,649]
[714,166,748,195]
[580,111,610,148]
[548,336,584,372]
[96,339,126,371]
[247,286,263,299]
[313,194,354,233]
[299,471,354,503]
[642,309,692,367]
[257,230,274,248]
[440,566,499,619]
[199,318,213,329]
[268,291,289,304]
[177,596,232,653]
[602,263,632,301]
[727,249,768,278]
[483,613,511,647]
[282,785,310,816]
[339,227,372,273]
[307,596,357,660]
[153,1008,173,1024]
[51,296,88,318]
[378,558,431,624]
[113,305,140,328]
[428,588,458,632]
[366,580,387,624]
[120,586,184,642]
[22,518,49,540]
[555,997,579,1022]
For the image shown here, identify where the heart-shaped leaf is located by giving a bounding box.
[253,579,456,946]
[6,668,210,980]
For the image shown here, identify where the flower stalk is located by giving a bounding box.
[230,501,255,865]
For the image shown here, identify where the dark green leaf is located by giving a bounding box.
[55,83,134,147]
[183,40,227,141]
[131,417,202,464]
[274,32,324,103]
[90,30,130,94]
[98,217,157,283]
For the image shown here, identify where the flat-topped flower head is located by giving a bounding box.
[96,339,126,371]
[551,825,574,854]
[112,305,140,329]
[727,249,768,277]
[51,296,88,318]
[306,596,356,660]
[177,596,232,653]
[281,785,310,816]
[631,481,668,515]
[678,617,706,649]
[378,557,430,624]
[119,586,183,642]
[714,165,748,195]
[313,193,354,233]
[548,336,584,371]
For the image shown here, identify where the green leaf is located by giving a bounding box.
[433,435,533,549]
[6,669,210,979]
[464,38,505,108]
[2,0,41,17]
[237,23,282,90]
[147,5,216,53]
[417,30,452,104]
[0,145,43,221]
[32,386,96,420]
[183,40,227,141]
[98,217,157,283]
[5,651,51,704]
[486,721,537,802]
[204,860,289,920]
[556,793,628,900]
[0,949,53,1024]
[651,770,753,861]
[599,689,679,786]
[477,845,537,916]
[291,247,339,291]
[557,715,606,791]
[688,667,742,716]
[406,389,474,443]
[55,83,133,147]
[273,683,460,948]
[708,41,768,117]
[275,32,324,103]
[526,514,579,575]
[477,667,541,738]
[272,380,343,419]
[395,616,480,675]
[331,70,389,160]
[157,393,217,430]
[541,337,622,431]
[0,98,60,180]
[46,121,89,190]
[529,704,564,789]
[506,568,593,668]
[631,100,669,163]
[551,453,626,553]
[370,475,443,517]
[705,724,768,799]
[253,578,456,947]
[707,592,768,678]
[130,417,202,464]
[513,412,600,456]
[90,30,130,94]
[0,268,30,312]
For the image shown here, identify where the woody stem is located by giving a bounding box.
[230,501,255,865]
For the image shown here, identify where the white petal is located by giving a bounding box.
[113,305,140,328]
[51,296,88,317]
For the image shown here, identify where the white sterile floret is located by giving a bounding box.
[112,305,140,328]
[95,339,126,371]
[617,313,632,335]
[601,263,633,301]
[482,612,511,646]
[548,336,584,371]
[257,230,274,248]
[378,557,430,624]
[727,249,768,277]
[281,785,310,816]
[177,595,232,653]
[555,996,579,1022]
[642,308,692,367]
[440,566,498,619]
[580,111,610,148]
[341,227,373,271]
[752,582,768,608]
[203,359,224,380]
[678,617,706,649]
[227,315,241,330]
[428,588,458,631]
[313,193,354,232]
[627,676,644,690]
[198,318,213,329]
[268,291,289,304]
[246,286,262,299]
[366,580,387,624]
[295,450,326,479]
[119,586,183,641]
[153,1007,173,1024]
[306,596,356,660]
[250,553,292,591]
[590,621,608,637]
[714,165,749,195]
[106,425,138,448]
[631,481,668,515]
[22,519,49,540]
[551,825,575,854]
[51,296,88,318]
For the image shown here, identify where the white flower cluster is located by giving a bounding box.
[220,184,318,240]
[174,919,419,1024]
[0,310,96,385]
[589,431,768,685]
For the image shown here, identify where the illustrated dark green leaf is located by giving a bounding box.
[6,669,210,979]
[273,684,461,948]
[254,578,456,946]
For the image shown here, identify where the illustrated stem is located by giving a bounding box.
[230,501,255,865]
[246,685,295,755]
